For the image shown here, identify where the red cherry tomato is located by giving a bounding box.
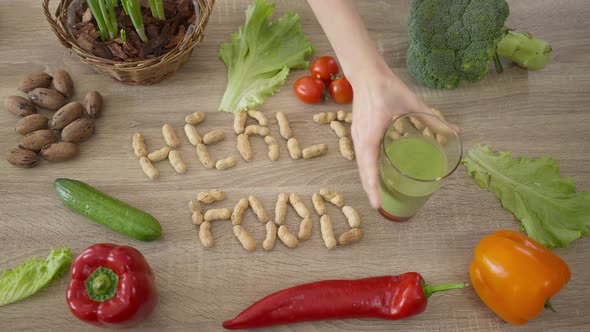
[329,76,353,104]
[310,56,340,84]
[294,76,326,104]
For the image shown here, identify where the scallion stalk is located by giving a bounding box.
[148,0,158,19]
[155,0,165,20]
[120,29,127,42]
[121,0,148,42]
[106,0,118,39]
[86,0,108,41]
[97,0,115,40]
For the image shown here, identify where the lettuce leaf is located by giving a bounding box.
[0,247,72,306]
[218,0,313,113]
[463,144,590,248]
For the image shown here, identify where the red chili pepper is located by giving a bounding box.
[66,243,158,328]
[223,272,467,330]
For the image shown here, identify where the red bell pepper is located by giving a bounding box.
[223,272,467,330]
[66,243,158,328]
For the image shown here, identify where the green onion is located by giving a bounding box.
[148,0,165,20]
[86,0,108,41]
[120,29,127,43]
[97,0,115,39]
[106,0,118,39]
[121,0,148,42]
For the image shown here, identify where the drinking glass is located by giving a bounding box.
[378,112,462,221]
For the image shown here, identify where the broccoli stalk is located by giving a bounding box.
[406,0,552,89]
[497,31,552,71]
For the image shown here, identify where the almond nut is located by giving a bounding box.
[15,114,49,135]
[28,88,66,110]
[84,90,103,118]
[18,72,52,92]
[41,142,79,161]
[53,69,73,97]
[51,102,84,129]
[6,148,39,168]
[4,96,37,117]
[19,129,56,152]
[61,118,95,143]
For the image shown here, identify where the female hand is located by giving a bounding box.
[349,69,431,209]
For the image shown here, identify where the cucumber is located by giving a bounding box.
[54,178,162,241]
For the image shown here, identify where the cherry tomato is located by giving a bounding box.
[310,56,340,84]
[294,76,326,104]
[329,76,353,104]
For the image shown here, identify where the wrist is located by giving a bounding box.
[343,58,393,87]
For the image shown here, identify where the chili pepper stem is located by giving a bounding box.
[421,280,469,299]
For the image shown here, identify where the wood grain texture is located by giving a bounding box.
[1,0,590,331]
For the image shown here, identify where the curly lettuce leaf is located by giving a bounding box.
[218,0,313,113]
[463,144,590,248]
[0,248,72,306]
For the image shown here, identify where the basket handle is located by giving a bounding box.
[43,0,73,49]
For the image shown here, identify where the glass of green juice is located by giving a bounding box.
[378,112,462,221]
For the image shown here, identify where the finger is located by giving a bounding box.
[405,97,461,137]
[353,132,381,209]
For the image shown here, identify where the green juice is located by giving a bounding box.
[379,136,448,219]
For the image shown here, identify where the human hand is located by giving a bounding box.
[349,69,432,209]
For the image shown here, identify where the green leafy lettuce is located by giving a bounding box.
[218,0,314,113]
[0,248,73,306]
[463,144,590,248]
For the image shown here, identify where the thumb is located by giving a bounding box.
[353,132,382,209]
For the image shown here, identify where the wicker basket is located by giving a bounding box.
[43,0,214,85]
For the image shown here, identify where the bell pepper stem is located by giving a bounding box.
[422,280,469,299]
[544,300,556,312]
[85,266,119,302]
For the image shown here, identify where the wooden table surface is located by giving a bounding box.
[1,0,589,331]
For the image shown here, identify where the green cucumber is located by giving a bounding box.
[54,178,162,241]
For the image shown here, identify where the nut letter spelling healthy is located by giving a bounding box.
[237,134,253,161]
[231,198,249,225]
[298,218,312,241]
[168,150,187,174]
[320,188,344,207]
[247,110,269,127]
[162,124,180,147]
[287,138,302,160]
[199,222,214,248]
[233,225,257,252]
[147,146,171,162]
[338,228,363,246]
[132,133,148,158]
[198,189,227,204]
[342,206,361,228]
[276,112,292,139]
[320,215,337,249]
[302,144,328,160]
[204,208,232,221]
[263,221,277,251]
[184,124,202,145]
[185,111,205,125]
[249,195,269,223]
[312,192,326,216]
[234,112,247,134]
[139,157,159,180]
[289,193,310,219]
[216,157,237,171]
[264,135,279,161]
[196,143,215,168]
[203,129,225,145]
[278,225,299,248]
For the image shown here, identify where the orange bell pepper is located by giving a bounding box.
[470,230,571,325]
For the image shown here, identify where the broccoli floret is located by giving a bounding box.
[407,0,551,89]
